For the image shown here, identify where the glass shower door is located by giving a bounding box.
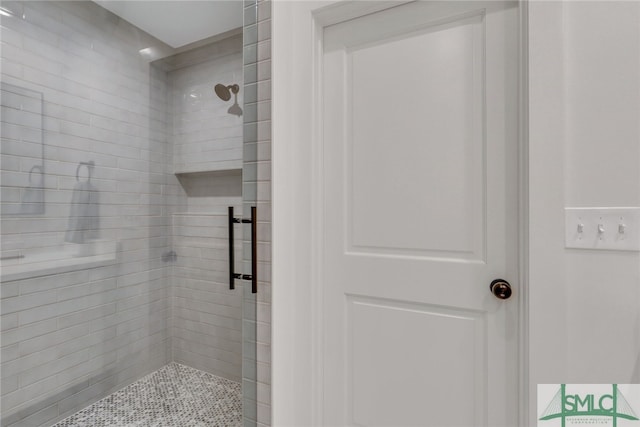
[0,1,263,426]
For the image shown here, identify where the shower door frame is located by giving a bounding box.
[270,0,530,425]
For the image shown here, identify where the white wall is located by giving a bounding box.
[563,1,640,382]
[529,1,640,423]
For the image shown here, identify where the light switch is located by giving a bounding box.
[565,207,640,251]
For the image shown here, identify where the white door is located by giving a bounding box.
[322,2,519,426]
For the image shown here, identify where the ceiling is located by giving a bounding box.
[93,1,243,49]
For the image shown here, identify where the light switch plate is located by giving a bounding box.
[565,207,640,251]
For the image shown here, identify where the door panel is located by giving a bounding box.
[348,296,486,426]
[323,2,519,426]
[347,14,485,260]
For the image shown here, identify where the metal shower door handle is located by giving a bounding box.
[228,206,257,293]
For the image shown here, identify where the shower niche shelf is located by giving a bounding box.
[175,168,242,197]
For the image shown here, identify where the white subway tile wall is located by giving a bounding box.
[0,2,175,425]
[0,1,246,426]
[163,37,244,383]
[171,212,242,382]
[168,35,244,174]
[243,1,271,426]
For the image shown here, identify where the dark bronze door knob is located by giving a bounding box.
[490,279,512,300]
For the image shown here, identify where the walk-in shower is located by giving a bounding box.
[0,1,262,426]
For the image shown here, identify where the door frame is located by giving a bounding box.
[271,1,530,425]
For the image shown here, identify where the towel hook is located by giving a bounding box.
[76,161,95,182]
[28,165,43,185]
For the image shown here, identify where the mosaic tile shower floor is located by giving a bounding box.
[51,363,242,427]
